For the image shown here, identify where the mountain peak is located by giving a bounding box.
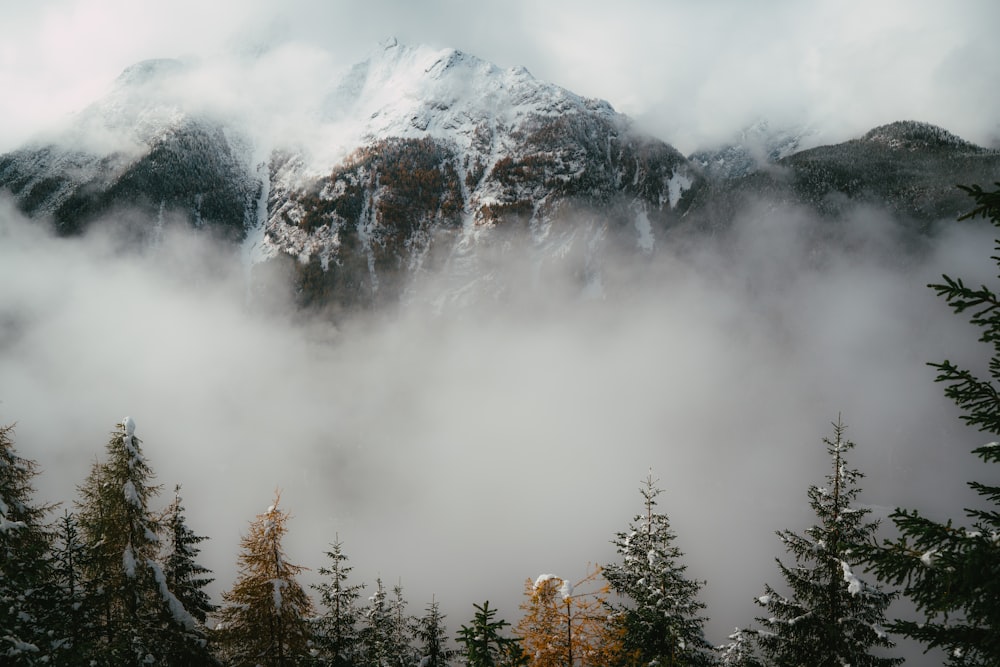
[861,120,980,151]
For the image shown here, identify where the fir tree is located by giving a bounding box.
[455,601,525,667]
[214,491,315,667]
[359,577,392,667]
[312,537,365,667]
[387,581,418,667]
[0,422,63,664]
[715,629,762,667]
[159,484,217,665]
[755,418,900,667]
[861,183,1000,666]
[75,417,207,665]
[602,472,715,667]
[49,510,97,666]
[415,598,453,667]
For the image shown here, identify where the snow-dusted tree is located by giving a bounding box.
[214,492,315,666]
[359,577,392,667]
[516,567,621,667]
[387,581,418,667]
[76,417,209,665]
[311,537,365,666]
[715,629,762,667]
[602,472,715,667]
[161,484,215,624]
[861,182,1000,666]
[415,598,453,667]
[755,419,900,667]
[0,422,63,664]
[50,510,96,666]
[455,601,525,667]
[357,577,418,667]
[159,484,217,665]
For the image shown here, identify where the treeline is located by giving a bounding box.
[2,184,999,667]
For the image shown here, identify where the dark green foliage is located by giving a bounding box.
[415,599,454,667]
[0,422,63,664]
[603,472,716,667]
[49,510,98,666]
[75,418,211,665]
[755,419,900,667]
[861,182,1000,666]
[455,601,525,667]
[311,538,365,667]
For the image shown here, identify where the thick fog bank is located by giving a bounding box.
[0,198,994,665]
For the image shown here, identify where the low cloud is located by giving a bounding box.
[0,194,993,667]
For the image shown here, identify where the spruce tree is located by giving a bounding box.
[387,581,418,667]
[75,417,207,665]
[50,510,96,666]
[214,492,315,666]
[602,472,716,667]
[359,577,393,667]
[754,418,900,667]
[0,422,63,664]
[159,484,217,665]
[455,601,525,667]
[715,629,762,667]
[861,183,1000,666]
[415,598,453,667]
[312,537,365,667]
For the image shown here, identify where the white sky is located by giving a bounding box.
[2,0,999,153]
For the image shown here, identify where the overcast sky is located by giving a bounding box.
[2,0,999,153]
[2,3,999,665]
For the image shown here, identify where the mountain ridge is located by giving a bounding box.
[2,43,998,313]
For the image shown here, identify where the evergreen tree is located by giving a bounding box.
[415,598,453,667]
[387,581,418,667]
[603,472,715,667]
[214,492,315,666]
[75,417,207,665]
[50,510,98,665]
[161,484,216,624]
[455,601,525,667]
[861,183,1000,666]
[0,422,63,664]
[755,418,900,667]
[715,629,762,667]
[312,537,365,667]
[359,577,393,667]
[159,484,217,665]
[516,567,621,667]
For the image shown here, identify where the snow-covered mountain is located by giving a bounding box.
[2,41,999,313]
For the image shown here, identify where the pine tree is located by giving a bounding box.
[159,484,217,665]
[715,629,762,667]
[861,183,1000,666]
[387,581,418,667]
[214,491,315,666]
[75,417,207,665]
[359,577,393,667]
[455,601,525,667]
[516,567,621,667]
[0,422,63,664]
[50,510,96,666]
[602,472,715,667]
[755,418,900,667]
[312,537,365,667]
[415,598,453,667]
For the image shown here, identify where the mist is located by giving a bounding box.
[3,0,1000,155]
[0,193,995,666]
